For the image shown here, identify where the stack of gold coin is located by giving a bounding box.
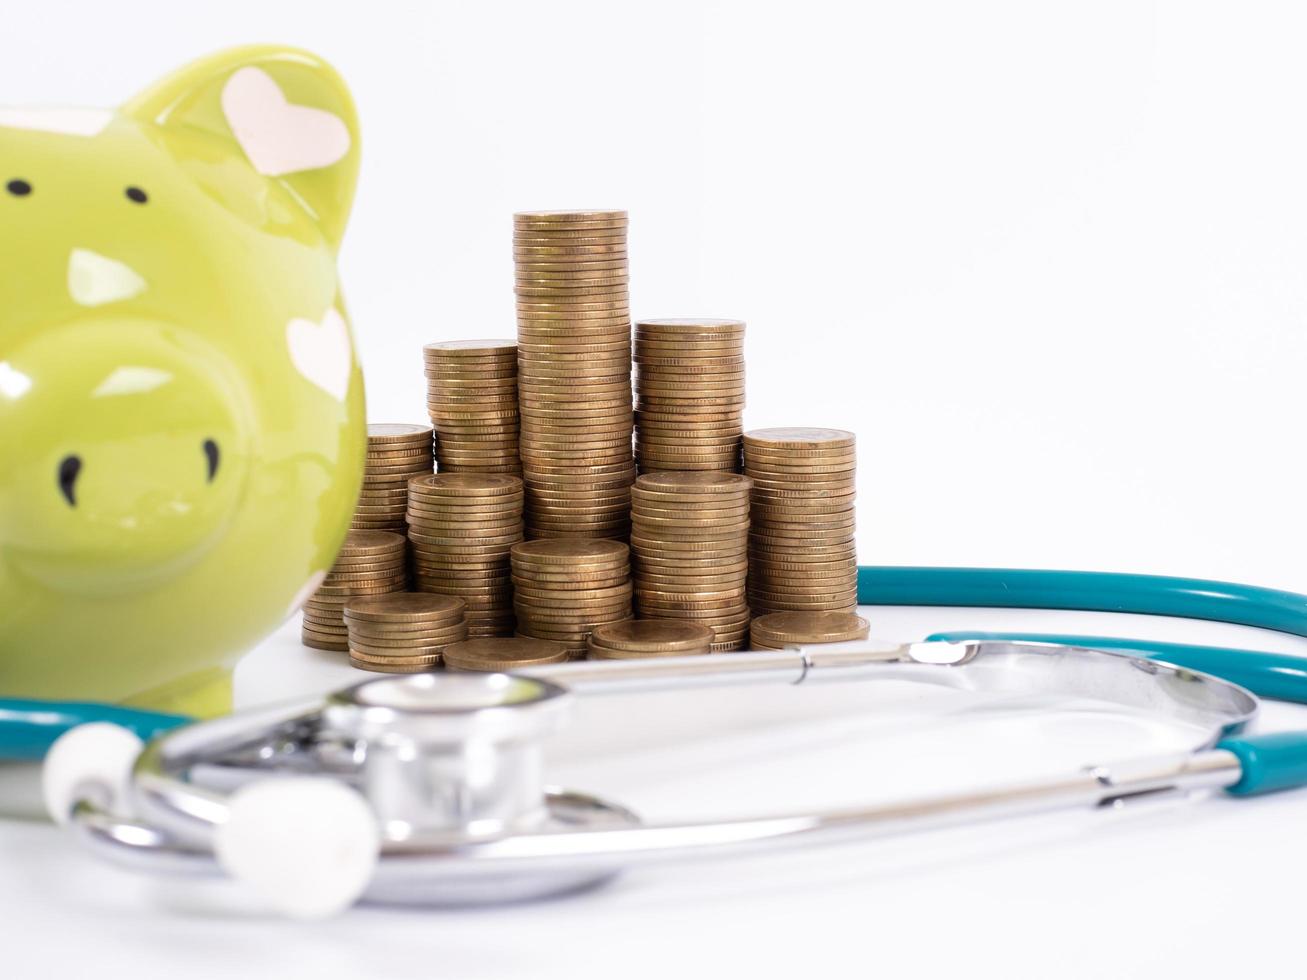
[629,471,752,651]
[513,210,634,539]
[301,530,408,651]
[510,538,633,658]
[587,620,714,659]
[343,593,467,673]
[442,637,570,672]
[405,473,523,638]
[422,340,521,475]
[744,428,858,616]
[351,423,434,531]
[634,318,745,473]
[749,611,869,651]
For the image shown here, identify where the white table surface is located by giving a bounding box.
[5,603,1307,980]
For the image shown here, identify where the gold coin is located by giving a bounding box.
[314,578,409,597]
[347,614,480,635]
[342,592,466,623]
[512,537,628,562]
[516,281,630,294]
[423,339,516,354]
[514,604,633,623]
[367,444,435,458]
[442,637,570,671]
[337,529,407,555]
[633,472,752,496]
[744,454,857,470]
[634,332,744,345]
[347,660,438,674]
[636,316,744,330]
[512,244,625,258]
[525,512,631,527]
[514,579,632,601]
[302,635,349,652]
[588,619,714,654]
[514,232,627,244]
[348,650,446,665]
[512,301,629,312]
[635,408,741,422]
[747,611,867,648]
[634,566,748,584]
[514,208,627,219]
[407,513,524,530]
[366,422,434,443]
[514,267,628,280]
[632,553,749,571]
[406,502,523,520]
[743,427,856,450]
[408,473,523,497]
[347,630,468,652]
[523,471,635,488]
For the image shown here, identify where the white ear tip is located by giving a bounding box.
[214,778,380,920]
[41,722,144,826]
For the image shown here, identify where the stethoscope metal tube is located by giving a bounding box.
[48,637,1292,916]
[23,565,1307,918]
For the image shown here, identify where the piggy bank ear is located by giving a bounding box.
[123,45,360,249]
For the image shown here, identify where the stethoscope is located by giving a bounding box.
[15,566,1307,919]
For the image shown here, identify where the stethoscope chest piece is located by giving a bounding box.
[325,673,641,906]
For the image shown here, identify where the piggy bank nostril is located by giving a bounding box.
[203,439,220,482]
[57,455,81,507]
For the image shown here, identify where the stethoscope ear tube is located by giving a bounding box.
[857,566,1307,639]
[0,699,189,761]
[1217,732,1307,796]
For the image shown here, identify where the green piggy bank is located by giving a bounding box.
[0,46,366,716]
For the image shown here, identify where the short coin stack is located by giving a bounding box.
[634,318,746,473]
[513,210,634,539]
[422,340,521,475]
[301,530,408,651]
[630,471,753,652]
[442,637,570,672]
[744,428,858,617]
[351,424,434,531]
[749,611,869,651]
[343,593,467,673]
[587,620,714,659]
[406,473,523,638]
[511,538,633,658]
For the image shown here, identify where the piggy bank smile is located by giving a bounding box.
[0,47,367,714]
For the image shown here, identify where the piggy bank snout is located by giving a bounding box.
[1,319,253,594]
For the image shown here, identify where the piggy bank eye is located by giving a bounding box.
[6,179,32,196]
[124,186,148,204]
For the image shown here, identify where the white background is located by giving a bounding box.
[3,1,1307,977]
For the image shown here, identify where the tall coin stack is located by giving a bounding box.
[301,530,408,651]
[511,538,633,658]
[630,472,753,651]
[513,210,634,539]
[744,427,858,617]
[422,340,521,475]
[351,423,434,531]
[405,473,524,638]
[634,318,746,473]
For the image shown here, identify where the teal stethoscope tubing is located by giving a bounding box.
[856,566,1307,704]
[5,567,1307,790]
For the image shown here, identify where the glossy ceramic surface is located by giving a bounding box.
[0,46,366,715]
